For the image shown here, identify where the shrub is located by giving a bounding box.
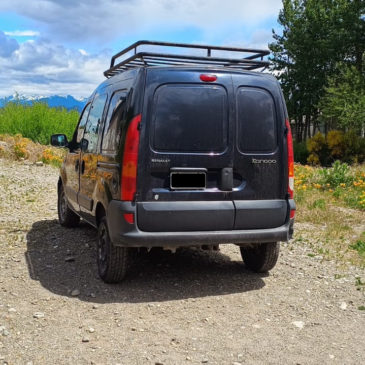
[293,141,309,164]
[342,130,365,164]
[306,130,365,165]
[327,130,345,159]
[42,148,64,168]
[318,160,353,188]
[307,132,329,165]
[0,101,79,145]
[13,134,29,159]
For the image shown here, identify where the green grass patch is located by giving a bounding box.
[0,101,79,144]
[350,240,365,256]
[310,198,326,210]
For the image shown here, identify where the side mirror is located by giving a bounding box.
[51,134,68,147]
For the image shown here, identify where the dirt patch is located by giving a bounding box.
[0,158,364,364]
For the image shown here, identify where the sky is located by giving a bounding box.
[0,0,283,98]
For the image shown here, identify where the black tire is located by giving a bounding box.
[58,185,80,227]
[240,242,280,273]
[97,216,130,283]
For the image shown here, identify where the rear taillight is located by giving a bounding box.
[121,114,141,223]
[285,119,295,219]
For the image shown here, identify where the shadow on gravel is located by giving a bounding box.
[25,219,266,303]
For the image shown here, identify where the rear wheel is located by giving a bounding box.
[58,185,80,227]
[97,216,130,283]
[240,242,280,273]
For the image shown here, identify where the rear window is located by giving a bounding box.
[152,85,228,153]
[237,87,277,153]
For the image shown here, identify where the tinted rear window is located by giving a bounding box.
[237,87,277,152]
[152,85,227,153]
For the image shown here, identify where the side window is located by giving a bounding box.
[102,91,127,152]
[83,93,107,153]
[76,103,91,143]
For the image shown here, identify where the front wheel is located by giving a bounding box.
[240,242,280,273]
[97,217,131,283]
[58,185,80,227]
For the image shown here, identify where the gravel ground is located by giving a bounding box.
[0,158,364,365]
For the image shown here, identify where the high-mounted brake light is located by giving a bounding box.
[285,119,295,219]
[121,114,141,223]
[200,74,217,82]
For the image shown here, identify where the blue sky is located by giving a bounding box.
[0,0,283,98]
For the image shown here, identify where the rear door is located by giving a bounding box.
[137,68,236,232]
[137,69,288,232]
[231,74,288,229]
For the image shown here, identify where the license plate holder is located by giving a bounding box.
[170,168,206,190]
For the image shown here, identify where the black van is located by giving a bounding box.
[51,41,295,283]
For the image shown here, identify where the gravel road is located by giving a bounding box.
[0,158,364,365]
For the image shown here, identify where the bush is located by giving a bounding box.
[342,130,365,164]
[0,101,79,145]
[327,130,345,159]
[307,132,329,165]
[318,160,353,188]
[293,141,309,164]
[306,130,365,165]
[0,133,66,165]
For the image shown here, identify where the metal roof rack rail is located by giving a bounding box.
[104,40,270,78]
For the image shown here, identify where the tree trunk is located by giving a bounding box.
[303,115,308,141]
[307,114,312,139]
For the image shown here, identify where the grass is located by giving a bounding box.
[350,237,365,257]
[0,101,79,144]
[294,162,365,267]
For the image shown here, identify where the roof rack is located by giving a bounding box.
[104,40,270,78]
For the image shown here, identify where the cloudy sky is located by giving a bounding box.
[0,0,282,98]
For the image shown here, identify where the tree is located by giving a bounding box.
[320,64,365,134]
[269,0,365,140]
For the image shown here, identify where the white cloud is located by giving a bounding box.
[0,1,282,97]
[4,30,40,37]
[0,32,110,98]
[78,49,88,56]
[0,0,281,43]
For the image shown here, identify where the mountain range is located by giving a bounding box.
[0,94,87,113]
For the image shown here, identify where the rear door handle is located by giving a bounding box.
[220,167,233,191]
[81,160,85,174]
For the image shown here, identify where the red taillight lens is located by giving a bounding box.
[285,119,295,218]
[121,114,141,202]
[200,74,217,82]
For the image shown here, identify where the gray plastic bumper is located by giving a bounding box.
[107,199,295,248]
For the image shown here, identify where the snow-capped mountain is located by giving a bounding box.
[0,94,88,112]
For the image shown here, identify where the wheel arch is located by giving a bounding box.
[57,177,62,192]
[95,202,106,226]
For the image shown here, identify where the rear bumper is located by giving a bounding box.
[107,200,295,248]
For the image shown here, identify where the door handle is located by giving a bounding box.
[220,167,233,191]
[81,160,85,174]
